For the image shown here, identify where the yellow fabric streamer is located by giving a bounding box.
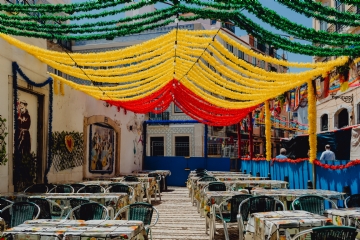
[53,78,59,95]
[265,101,271,161]
[307,80,317,164]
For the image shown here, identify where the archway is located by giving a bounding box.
[83,115,121,177]
[336,109,349,129]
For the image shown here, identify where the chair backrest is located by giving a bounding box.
[24,184,49,193]
[128,203,154,225]
[106,183,131,193]
[70,184,86,193]
[28,198,52,219]
[50,184,74,193]
[123,176,139,182]
[198,176,217,182]
[77,184,105,193]
[291,226,359,240]
[0,201,40,228]
[194,168,206,173]
[345,194,360,208]
[0,198,13,210]
[148,173,161,181]
[229,194,252,222]
[207,182,226,191]
[69,198,91,219]
[239,196,285,222]
[68,202,109,220]
[292,195,337,215]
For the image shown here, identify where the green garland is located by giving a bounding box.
[0,8,177,35]
[244,0,360,46]
[0,0,131,14]
[277,0,360,26]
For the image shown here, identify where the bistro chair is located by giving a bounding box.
[49,184,74,193]
[148,173,161,201]
[0,201,40,228]
[105,183,135,203]
[0,198,13,210]
[194,168,207,173]
[196,172,209,177]
[66,202,109,220]
[122,175,139,182]
[70,183,86,193]
[291,195,338,215]
[291,226,360,240]
[28,197,64,219]
[203,182,227,193]
[113,202,159,240]
[345,194,360,208]
[69,198,91,219]
[238,196,285,240]
[77,184,106,193]
[198,176,218,182]
[208,194,252,240]
[24,184,49,193]
[192,176,218,207]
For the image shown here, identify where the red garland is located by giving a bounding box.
[313,159,360,170]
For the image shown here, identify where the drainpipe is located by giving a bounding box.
[204,124,208,167]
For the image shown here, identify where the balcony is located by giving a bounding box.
[222,22,235,33]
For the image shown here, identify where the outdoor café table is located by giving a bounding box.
[324,208,360,226]
[138,170,171,191]
[225,180,288,191]
[80,180,114,187]
[252,189,346,210]
[108,181,144,203]
[29,193,129,219]
[1,219,146,240]
[245,210,332,240]
[111,177,156,204]
[0,217,5,232]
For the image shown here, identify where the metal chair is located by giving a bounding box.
[291,195,338,215]
[0,198,13,210]
[77,184,106,193]
[66,202,109,220]
[23,184,49,193]
[49,184,74,193]
[148,173,161,201]
[291,226,360,240]
[209,194,252,240]
[345,194,360,208]
[203,182,227,192]
[28,197,64,219]
[122,175,139,182]
[198,176,218,182]
[238,196,285,240]
[70,183,86,193]
[114,202,159,240]
[0,201,40,228]
[105,183,135,203]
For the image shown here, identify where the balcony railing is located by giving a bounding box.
[149,112,170,121]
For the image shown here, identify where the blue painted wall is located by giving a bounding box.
[144,156,231,186]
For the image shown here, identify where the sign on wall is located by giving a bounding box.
[88,123,115,174]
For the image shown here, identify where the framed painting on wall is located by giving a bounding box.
[88,123,115,174]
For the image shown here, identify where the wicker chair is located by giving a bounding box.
[28,197,64,219]
[66,202,109,220]
[105,183,135,203]
[291,195,338,215]
[345,194,360,208]
[0,202,40,228]
[114,202,159,240]
[291,226,359,240]
[49,184,74,193]
[238,196,285,240]
[24,184,49,193]
[77,184,106,193]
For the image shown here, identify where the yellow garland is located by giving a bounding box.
[307,79,317,164]
[53,78,59,95]
[265,101,271,161]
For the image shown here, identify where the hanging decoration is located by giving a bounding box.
[307,79,317,164]
[265,101,271,161]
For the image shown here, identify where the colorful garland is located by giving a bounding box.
[265,101,271,161]
[307,80,317,164]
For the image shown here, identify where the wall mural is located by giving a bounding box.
[89,123,115,174]
[51,131,84,171]
[126,114,144,166]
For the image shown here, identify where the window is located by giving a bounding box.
[174,104,183,113]
[238,50,244,59]
[337,109,349,129]
[150,137,164,156]
[210,19,217,25]
[335,1,345,12]
[260,60,265,69]
[319,20,327,31]
[321,114,328,131]
[252,57,257,66]
[226,43,233,53]
[175,136,190,156]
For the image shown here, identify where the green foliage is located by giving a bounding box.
[0,115,8,166]
[14,152,37,192]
